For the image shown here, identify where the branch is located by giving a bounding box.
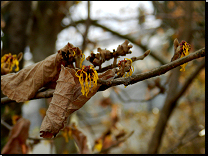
[96,49,150,73]
[147,57,205,154]
[97,47,205,87]
[1,48,205,104]
[164,126,203,154]
[1,89,55,104]
[114,86,161,103]
[91,20,168,65]
[81,1,91,52]
[94,131,134,154]
[65,19,167,64]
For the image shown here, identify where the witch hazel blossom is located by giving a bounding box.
[179,41,191,72]
[1,53,20,72]
[75,65,99,97]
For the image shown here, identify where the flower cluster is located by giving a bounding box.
[179,41,191,72]
[75,65,99,97]
[117,58,134,88]
[1,53,19,73]
[118,58,134,77]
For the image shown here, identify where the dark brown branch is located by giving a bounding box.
[91,20,168,65]
[97,47,205,87]
[147,57,205,154]
[1,48,205,104]
[65,19,167,64]
[1,89,55,104]
[96,50,150,73]
[81,1,91,53]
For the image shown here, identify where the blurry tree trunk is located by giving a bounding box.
[147,2,193,154]
[1,1,32,150]
[1,1,32,69]
[28,1,67,62]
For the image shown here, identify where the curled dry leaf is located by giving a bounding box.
[40,65,116,138]
[70,123,91,154]
[1,53,62,102]
[1,118,30,154]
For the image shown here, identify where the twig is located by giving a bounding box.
[96,49,150,73]
[1,119,12,130]
[91,20,168,65]
[1,89,55,104]
[65,19,168,64]
[81,1,91,53]
[147,57,205,154]
[1,118,54,141]
[114,87,161,103]
[97,47,205,87]
[164,127,203,154]
[94,131,134,154]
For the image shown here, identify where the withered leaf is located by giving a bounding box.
[40,65,115,138]
[1,118,30,154]
[70,123,91,154]
[1,53,63,102]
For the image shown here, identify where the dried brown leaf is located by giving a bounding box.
[40,65,115,138]
[70,123,91,154]
[115,40,133,56]
[1,118,30,154]
[1,53,62,102]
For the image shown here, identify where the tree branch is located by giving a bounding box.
[65,19,168,64]
[1,47,205,104]
[147,57,205,154]
[94,131,134,154]
[164,126,203,154]
[97,47,205,87]
[1,89,55,104]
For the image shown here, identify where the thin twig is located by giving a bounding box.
[1,119,12,130]
[1,89,55,104]
[81,1,91,53]
[96,50,150,73]
[97,47,205,87]
[164,127,203,154]
[94,131,134,154]
[114,87,161,103]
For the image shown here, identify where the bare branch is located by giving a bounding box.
[94,131,134,154]
[98,47,205,87]
[1,48,205,104]
[164,126,203,154]
[97,49,150,73]
[1,89,55,104]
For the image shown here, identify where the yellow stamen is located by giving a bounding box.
[180,42,190,72]
[75,65,99,97]
[1,53,20,73]
[80,54,85,68]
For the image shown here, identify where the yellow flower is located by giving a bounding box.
[75,65,98,97]
[179,41,191,72]
[1,53,20,73]
[118,58,134,88]
[80,53,85,68]
[94,139,103,152]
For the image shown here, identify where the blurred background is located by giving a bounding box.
[1,1,205,154]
